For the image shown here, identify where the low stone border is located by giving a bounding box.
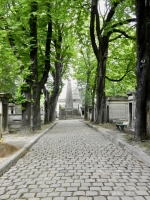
[0,121,58,177]
[83,121,150,167]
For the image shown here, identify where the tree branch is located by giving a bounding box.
[109,29,135,42]
[95,1,101,43]
[100,0,125,35]
[105,61,134,82]
[113,29,135,40]
[109,34,123,42]
[90,0,99,60]
[40,12,52,89]
[105,70,131,81]
[111,18,136,29]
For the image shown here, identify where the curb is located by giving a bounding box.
[0,121,58,177]
[83,121,150,167]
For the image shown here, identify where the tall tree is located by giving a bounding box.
[2,0,53,133]
[90,0,135,124]
[135,0,150,140]
[43,85,50,124]
[49,26,63,122]
[29,1,38,130]
[31,2,52,129]
[73,46,96,121]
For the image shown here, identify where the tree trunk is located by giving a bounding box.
[84,96,89,120]
[49,95,59,122]
[84,70,90,120]
[91,78,96,122]
[43,86,50,124]
[135,0,150,140]
[21,86,31,135]
[95,42,108,124]
[32,83,41,129]
[90,0,112,124]
[40,13,52,124]
[49,27,62,122]
[49,65,61,122]
[29,1,41,130]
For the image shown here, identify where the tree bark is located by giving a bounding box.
[49,27,62,122]
[21,85,31,135]
[39,11,52,124]
[49,64,61,122]
[91,80,96,122]
[135,0,150,140]
[43,86,50,124]
[29,1,41,130]
[84,69,90,120]
[32,83,41,129]
[95,39,108,124]
[49,95,59,122]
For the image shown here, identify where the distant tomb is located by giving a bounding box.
[8,103,22,131]
[106,96,128,123]
[0,93,11,139]
[57,79,82,119]
[127,91,136,129]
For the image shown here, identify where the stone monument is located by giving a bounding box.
[65,80,73,117]
[57,78,82,119]
[0,93,11,139]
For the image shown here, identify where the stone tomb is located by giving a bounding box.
[8,103,22,131]
[0,93,11,139]
[106,96,128,123]
[127,91,136,129]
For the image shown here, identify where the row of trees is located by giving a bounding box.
[73,0,136,124]
[73,0,150,140]
[0,0,149,140]
[0,0,77,134]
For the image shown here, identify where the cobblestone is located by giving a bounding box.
[0,120,150,200]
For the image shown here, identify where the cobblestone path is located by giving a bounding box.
[0,120,150,200]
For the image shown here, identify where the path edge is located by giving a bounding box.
[83,120,150,167]
[0,121,58,177]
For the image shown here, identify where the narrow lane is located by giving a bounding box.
[0,120,150,200]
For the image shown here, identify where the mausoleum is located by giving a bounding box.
[0,93,11,139]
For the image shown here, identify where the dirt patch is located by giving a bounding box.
[97,123,116,130]
[0,143,19,158]
[0,122,55,161]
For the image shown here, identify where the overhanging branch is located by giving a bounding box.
[90,0,99,60]
[109,29,135,41]
[106,61,134,82]
[105,70,132,81]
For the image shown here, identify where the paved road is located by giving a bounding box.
[0,120,150,200]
